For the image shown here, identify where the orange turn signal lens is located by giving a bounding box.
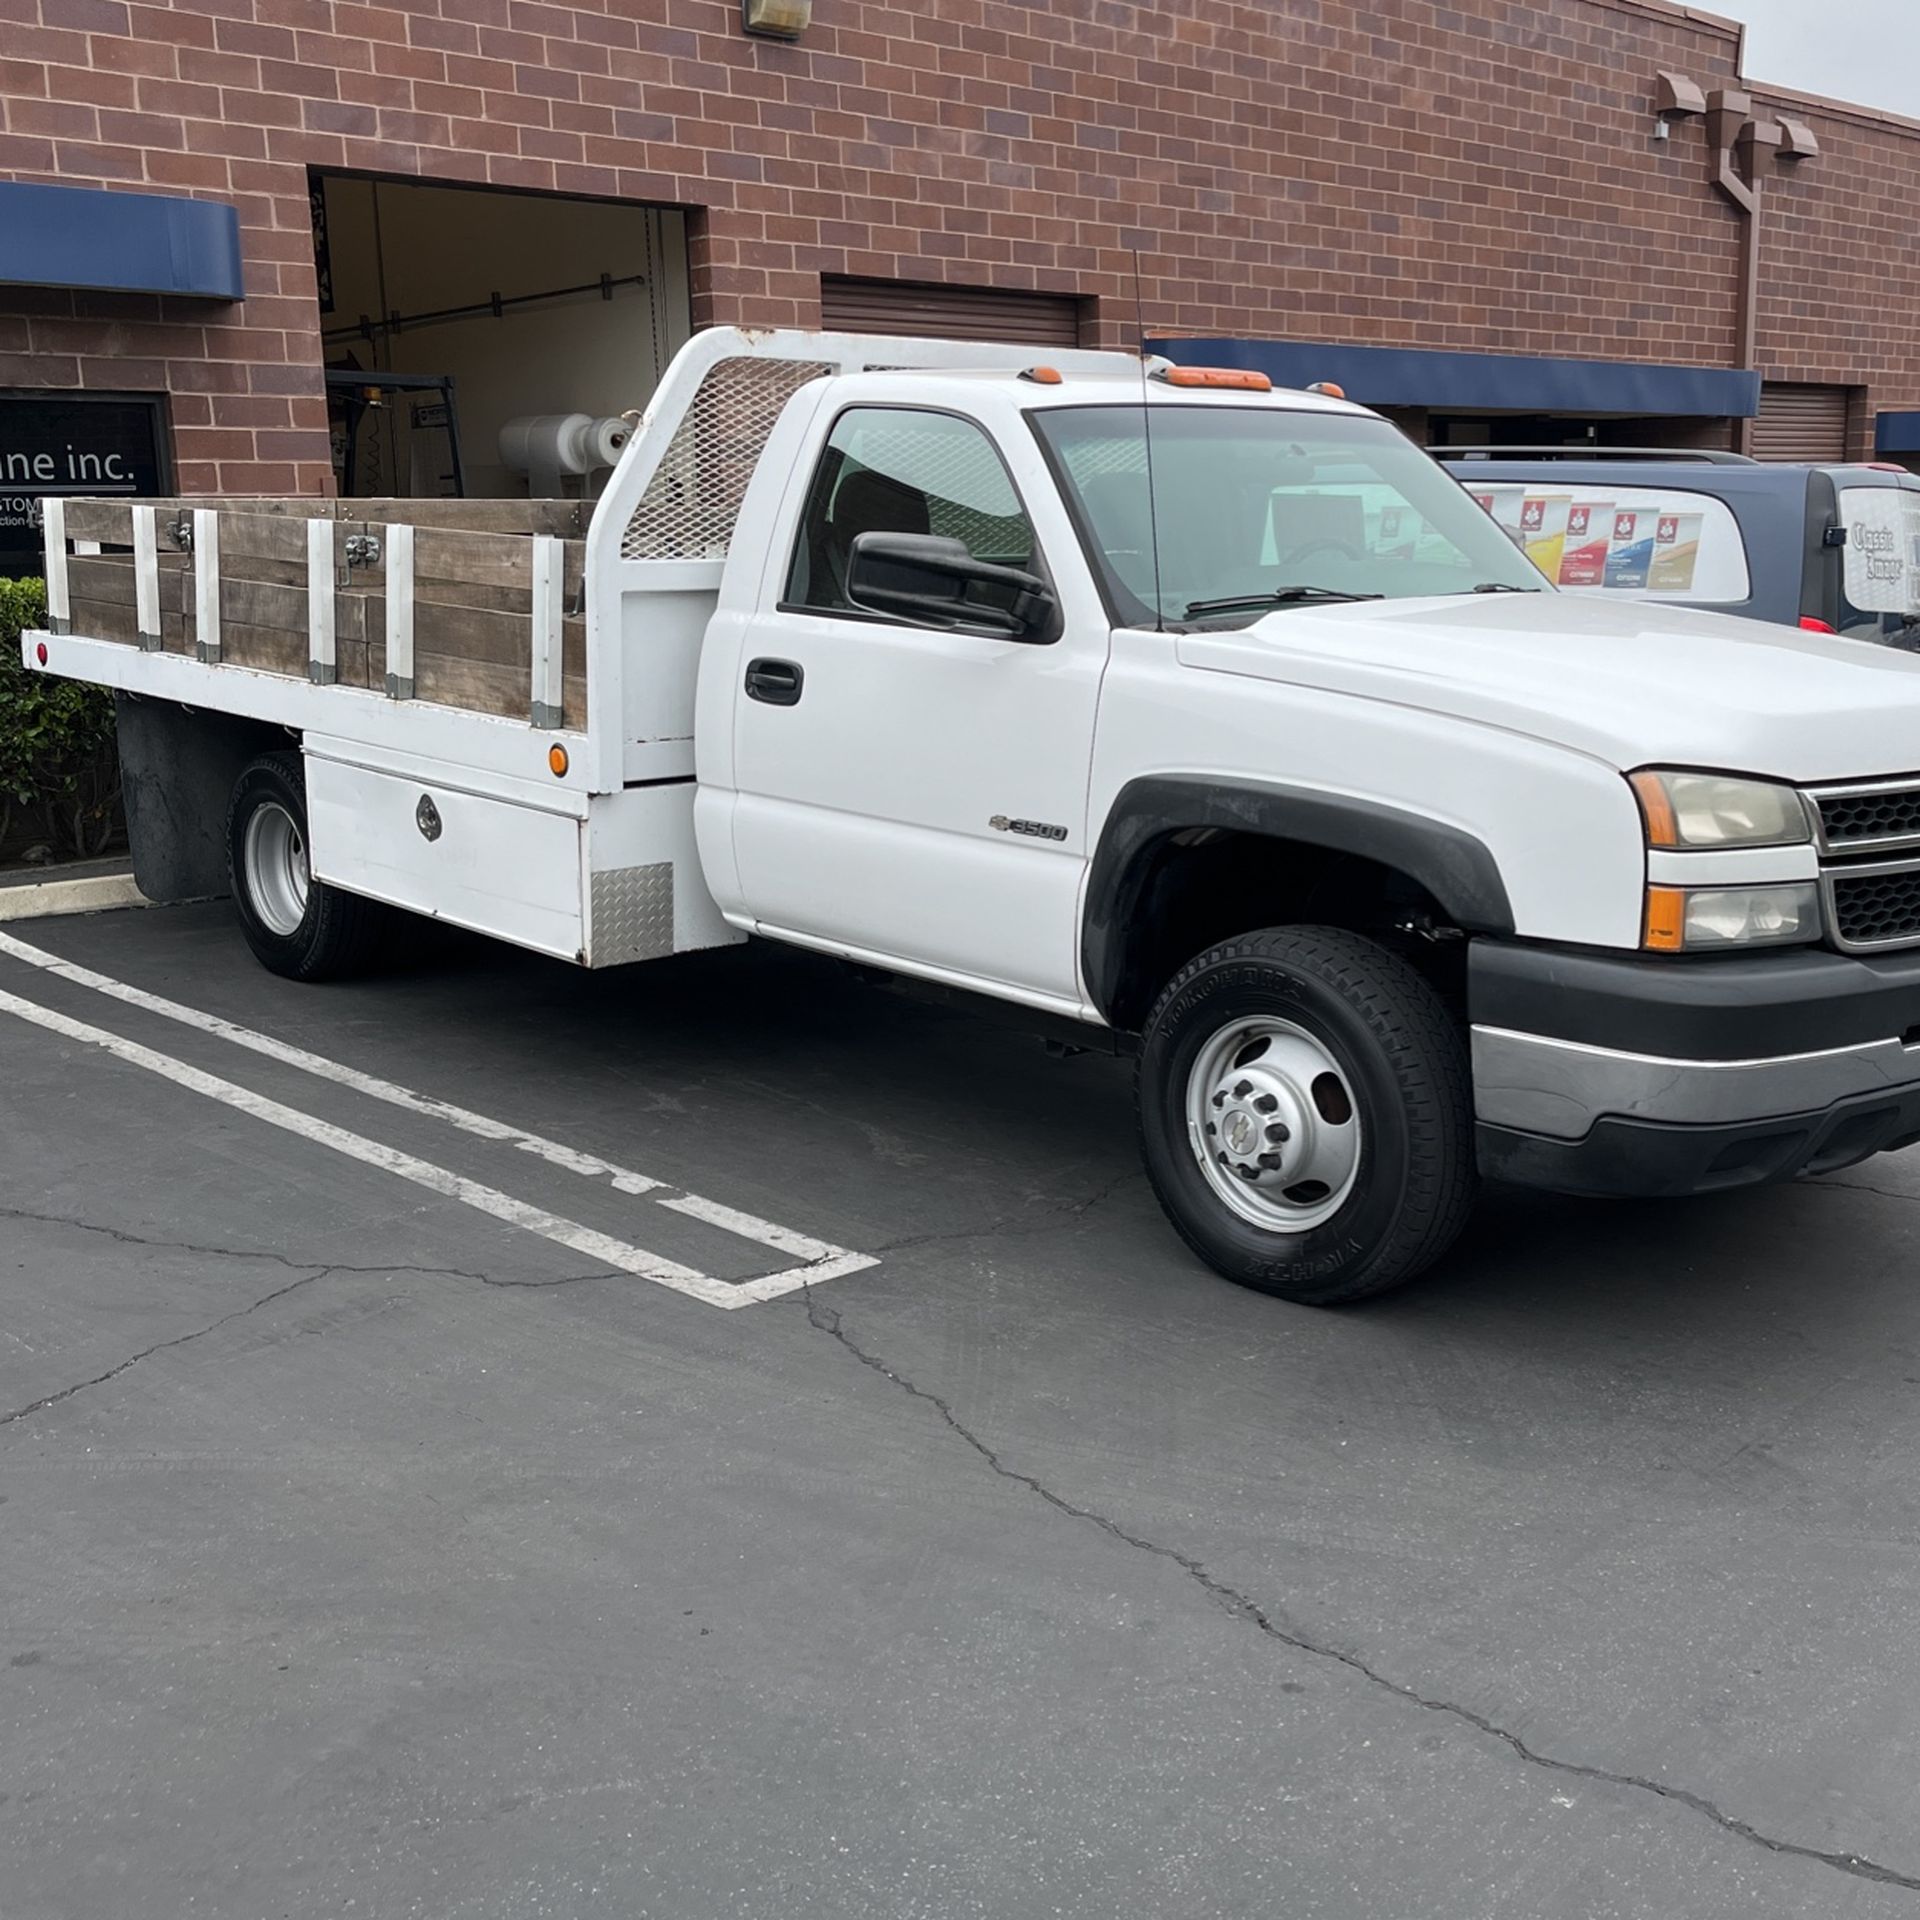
[1644,886,1687,952]
[1153,366,1273,392]
[1306,381,1347,399]
[1021,365,1064,385]
[548,744,569,778]
[1629,770,1680,848]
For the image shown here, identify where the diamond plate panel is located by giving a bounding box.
[589,862,676,966]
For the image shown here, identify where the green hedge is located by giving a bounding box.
[0,578,122,862]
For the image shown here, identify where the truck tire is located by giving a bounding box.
[226,752,388,981]
[1137,926,1475,1305]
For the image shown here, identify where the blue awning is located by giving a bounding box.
[1151,338,1760,419]
[1878,412,1920,455]
[0,181,243,301]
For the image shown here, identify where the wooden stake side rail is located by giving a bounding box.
[44,496,589,727]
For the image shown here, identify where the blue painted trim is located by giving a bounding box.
[1152,337,1761,419]
[0,182,243,300]
[1877,411,1920,455]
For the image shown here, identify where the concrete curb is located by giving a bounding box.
[0,872,148,923]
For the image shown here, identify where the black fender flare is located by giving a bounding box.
[1081,775,1515,1024]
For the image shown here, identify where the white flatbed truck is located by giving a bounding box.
[27,327,1920,1303]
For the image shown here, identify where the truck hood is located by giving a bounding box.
[1176,594,1920,782]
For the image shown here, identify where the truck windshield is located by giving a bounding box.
[1032,405,1546,627]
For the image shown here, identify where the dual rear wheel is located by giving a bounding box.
[225,752,389,981]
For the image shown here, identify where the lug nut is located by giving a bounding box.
[1253,1093,1278,1113]
[1258,1152,1283,1171]
[1266,1122,1290,1144]
[1212,1091,1226,1109]
[1205,1122,1217,1137]
[1237,1164,1261,1181]
[1233,1080,1252,1098]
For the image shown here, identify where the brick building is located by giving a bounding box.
[2,0,1918,563]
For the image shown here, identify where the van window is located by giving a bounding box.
[1466,483,1751,604]
[1837,486,1920,638]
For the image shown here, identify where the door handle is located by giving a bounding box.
[745,657,804,706]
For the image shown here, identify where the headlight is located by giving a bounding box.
[1630,770,1811,849]
[1645,883,1821,952]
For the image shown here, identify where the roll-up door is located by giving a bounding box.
[821,276,1084,347]
[1754,383,1852,462]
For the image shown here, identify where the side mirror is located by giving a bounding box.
[846,531,1056,641]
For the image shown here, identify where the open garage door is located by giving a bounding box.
[313,176,693,500]
[1754,383,1853,463]
[821,276,1084,348]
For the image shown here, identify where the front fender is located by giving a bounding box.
[1081,774,1514,1024]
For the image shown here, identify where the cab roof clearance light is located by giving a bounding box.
[1149,366,1273,393]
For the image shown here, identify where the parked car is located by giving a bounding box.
[1434,446,1920,644]
[26,339,1920,1305]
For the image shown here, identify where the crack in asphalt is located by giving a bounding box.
[0,1208,628,1427]
[0,1203,369,1274]
[803,1289,1920,1897]
[866,1170,1137,1256]
[1809,1179,1920,1206]
[0,1266,338,1428]
[0,1204,622,1292]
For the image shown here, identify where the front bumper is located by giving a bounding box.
[1470,940,1920,1198]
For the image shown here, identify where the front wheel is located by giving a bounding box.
[226,751,389,981]
[1137,926,1475,1305]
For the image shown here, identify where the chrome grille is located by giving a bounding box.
[1809,778,1920,856]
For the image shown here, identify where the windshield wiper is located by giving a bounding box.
[1467,581,1541,594]
[1183,585,1384,618]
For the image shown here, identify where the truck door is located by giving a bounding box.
[726,402,1106,1008]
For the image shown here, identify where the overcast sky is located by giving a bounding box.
[1708,0,1920,115]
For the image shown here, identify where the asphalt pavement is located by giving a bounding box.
[4,900,1920,1918]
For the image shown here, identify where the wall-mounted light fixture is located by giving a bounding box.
[1654,70,1706,141]
[742,0,810,39]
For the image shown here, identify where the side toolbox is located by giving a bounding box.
[305,743,589,962]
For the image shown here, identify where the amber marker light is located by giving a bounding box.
[1021,366,1064,385]
[1644,886,1688,952]
[1152,367,1274,392]
[548,744,569,778]
[1629,770,1681,848]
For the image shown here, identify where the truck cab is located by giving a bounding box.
[26,330,1920,1306]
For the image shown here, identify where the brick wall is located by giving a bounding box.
[1,0,1916,489]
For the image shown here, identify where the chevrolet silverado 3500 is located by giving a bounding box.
[25,329,1920,1303]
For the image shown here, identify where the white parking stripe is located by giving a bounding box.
[0,929,660,1190]
[0,928,876,1299]
[657,1193,840,1264]
[0,986,756,1310]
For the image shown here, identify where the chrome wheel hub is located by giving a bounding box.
[1185,1016,1363,1233]
[243,800,311,938]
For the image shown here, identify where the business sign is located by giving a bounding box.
[0,393,168,578]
